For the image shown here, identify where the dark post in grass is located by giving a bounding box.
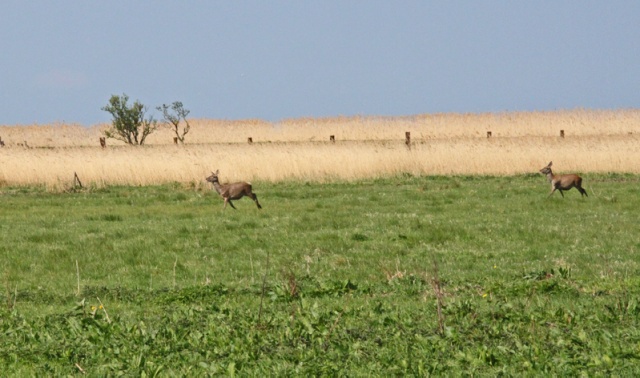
[487,131,492,138]
[248,137,253,144]
[405,132,411,149]
[330,135,335,143]
[0,136,5,147]
[99,137,106,148]
[173,137,178,144]
[560,130,565,138]
[73,172,83,189]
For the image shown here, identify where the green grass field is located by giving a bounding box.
[1,174,640,375]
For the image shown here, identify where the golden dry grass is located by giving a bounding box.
[1,109,639,189]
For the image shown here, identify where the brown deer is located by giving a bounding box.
[539,161,588,198]
[206,170,262,210]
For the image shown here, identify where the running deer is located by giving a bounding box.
[206,170,262,209]
[539,161,588,198]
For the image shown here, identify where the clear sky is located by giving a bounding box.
[1,1,639,126]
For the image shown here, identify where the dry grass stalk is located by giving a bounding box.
[96,297,111,323]
[430,258,445,335]
[257,252,270,328]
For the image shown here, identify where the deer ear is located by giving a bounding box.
[548,162,552,167]
[215,169,219,174]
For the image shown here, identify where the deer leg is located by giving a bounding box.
[579,187,588,197]
[222,197,237,210]
[558,189,565,198]
[249,193,262,209]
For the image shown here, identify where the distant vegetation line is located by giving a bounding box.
[1,109,639,189]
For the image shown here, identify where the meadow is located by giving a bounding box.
[1,110,640,375]
[2,175,640,375]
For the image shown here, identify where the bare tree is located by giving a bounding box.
[158,102,191,144]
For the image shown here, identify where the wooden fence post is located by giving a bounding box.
[73,172,83,189]
[173,137,178,144]
[487,131,492,138]
[560,130,565,138]
[99,137,106,148]
[405,132,411,148]
[330,135,335,143]
[248,137,253,144]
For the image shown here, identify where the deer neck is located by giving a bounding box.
[211,179,225,194]
[545,171,556,183]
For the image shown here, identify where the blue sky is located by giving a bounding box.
[1,2,639,126]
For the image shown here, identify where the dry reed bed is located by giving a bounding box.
[1,135,638,190]
[1,110,639,189]
[1,109,639,147]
